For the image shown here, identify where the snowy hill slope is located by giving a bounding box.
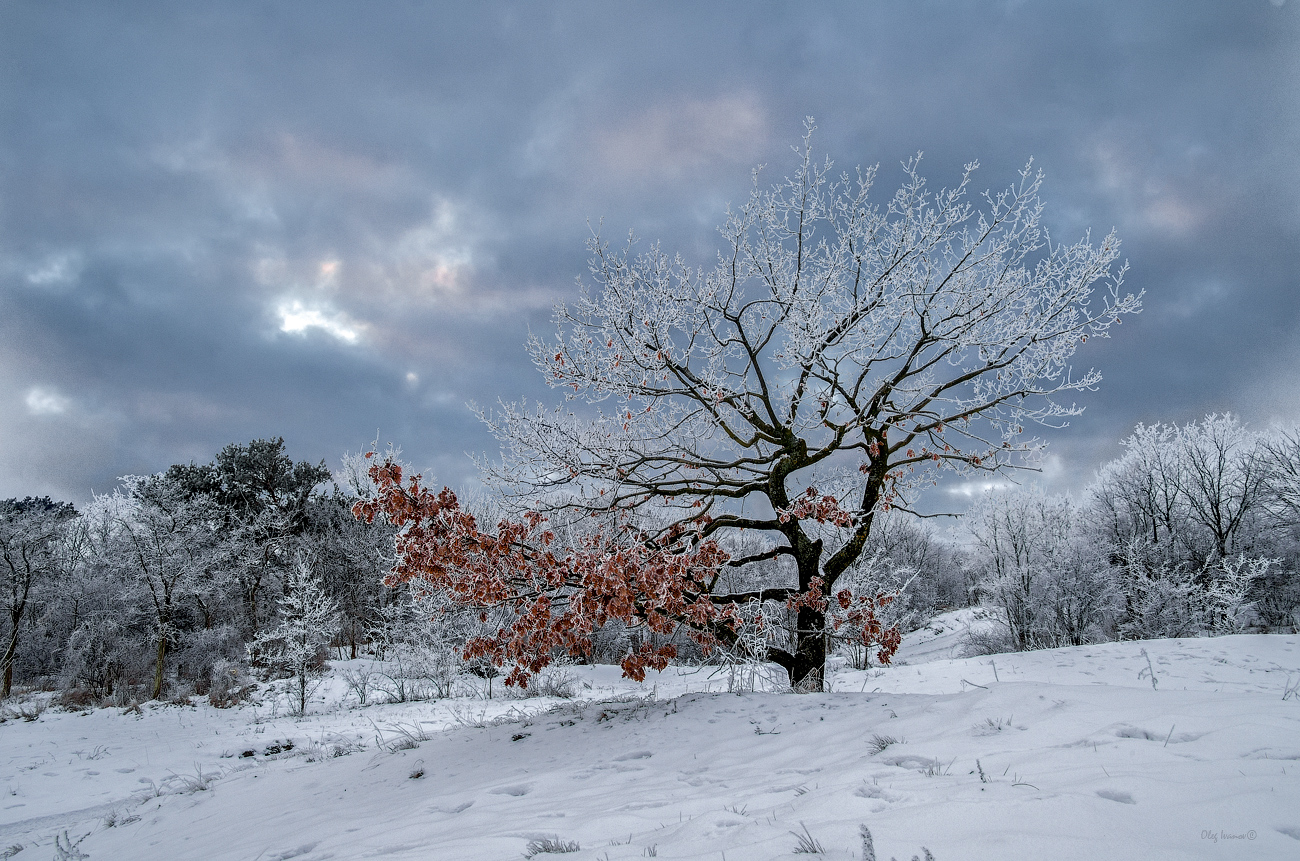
[2,623,1298,859]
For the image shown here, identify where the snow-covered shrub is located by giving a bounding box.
[207,658,256,708]
[338,660,380,706]
[1038,543,1121,647]
[368,594,471,701]
[510,664,580,699]
[1202,554,1272,634]
[58,614,149,703]
[173,625,245,696]
[1110,542,1195,640]
[1115,541,1272,639]
[590,619,632,665]
[966,491,1119,651]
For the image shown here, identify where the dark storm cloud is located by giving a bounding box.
[1,1,1297,503]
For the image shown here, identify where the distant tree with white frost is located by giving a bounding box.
[249,559,339,714]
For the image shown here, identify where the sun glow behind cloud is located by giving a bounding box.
[276,299,361,343]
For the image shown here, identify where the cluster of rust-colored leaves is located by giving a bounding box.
[784,576,902,666]
[351,455,742,687]
[777,487,855,526]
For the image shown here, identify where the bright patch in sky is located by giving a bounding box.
[25,386,71,415]
[945,479,1013,498]
[276,300,360,343]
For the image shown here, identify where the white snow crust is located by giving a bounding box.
[3,615,1298,859]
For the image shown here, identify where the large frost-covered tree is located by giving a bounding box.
[167,438,331,635]
[364,125,1140,689]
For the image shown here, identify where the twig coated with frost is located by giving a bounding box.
[859,824,876,861]
[1138,648,1158,690]
[52,831,89,861]
[1283,674,1299,701]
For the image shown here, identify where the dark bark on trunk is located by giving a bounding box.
[791,605,826,690]
[772,438,889,691]
[2,578,32,700]
[152,632,167,701]
[787,530,826,691]
[2,608,20,699]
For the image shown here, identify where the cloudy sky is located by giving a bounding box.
[2,1,1297,505]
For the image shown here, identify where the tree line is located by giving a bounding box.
[3,415,1297,708]
[0,439,396,705]
[966,414,1300,652]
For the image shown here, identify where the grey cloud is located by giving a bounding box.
[2,1,1297,503]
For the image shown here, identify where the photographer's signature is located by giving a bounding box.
[1201,829,1256,843]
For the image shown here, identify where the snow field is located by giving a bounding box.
[1,620,1298,859]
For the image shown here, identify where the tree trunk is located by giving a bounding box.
[3,596,29,699]
[788,536,827,691]
[152,631,167,700]
[791,605,826,691]
[2,615,19,699]
[245,579,261,636]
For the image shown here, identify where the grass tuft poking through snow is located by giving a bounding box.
[790,821,825,853]
[523,836,580,856]
[868,733,901,754]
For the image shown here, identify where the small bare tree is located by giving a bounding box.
[249,560,339,715]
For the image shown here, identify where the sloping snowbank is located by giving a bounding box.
[3,621,1298,859]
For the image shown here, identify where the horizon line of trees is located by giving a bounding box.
[2,413,1298,708]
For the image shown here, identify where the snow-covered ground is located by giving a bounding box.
[3,615,1299,859]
